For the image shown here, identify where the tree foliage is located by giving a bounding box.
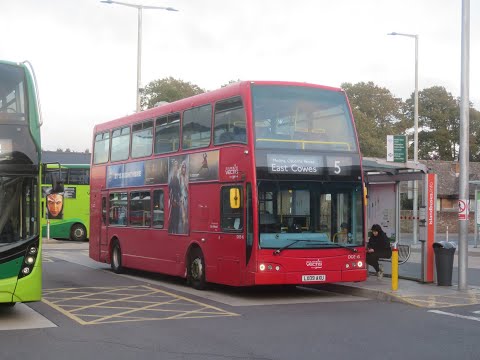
[342,82,407,157]
[405,86,459,160]
[141,77,205,110]
[468,107,480,161]
[137,76,480,162]
[221,79,242,88]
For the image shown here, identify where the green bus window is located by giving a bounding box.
[0,63,26,121]
[68,168,90,185]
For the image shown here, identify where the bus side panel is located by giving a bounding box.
[89,166,105,262]
[189,184,245,286]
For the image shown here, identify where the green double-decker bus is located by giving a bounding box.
[40,163,90,241]
[0,60,44,305]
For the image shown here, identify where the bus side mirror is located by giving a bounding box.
[230,187,241,209]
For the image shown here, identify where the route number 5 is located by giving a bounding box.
[334,161,341,174]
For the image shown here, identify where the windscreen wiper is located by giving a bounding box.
[322,242,358,253]
[273,239,325,255]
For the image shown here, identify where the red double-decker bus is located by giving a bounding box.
[89,81,367,289]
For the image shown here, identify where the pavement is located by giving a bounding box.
[326,244,480,308]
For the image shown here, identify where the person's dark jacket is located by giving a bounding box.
[367,231,392,257]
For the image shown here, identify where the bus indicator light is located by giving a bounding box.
[259,264,266,271]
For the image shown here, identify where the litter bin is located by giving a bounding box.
[432,241,457,286]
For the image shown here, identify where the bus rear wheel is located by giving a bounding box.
[187,248,207,290]
[111,241,123,274]
[70,223,87,242]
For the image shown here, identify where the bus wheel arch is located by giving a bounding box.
[186,245,207,290]
[110,238,123,274]
[70,223,87,242]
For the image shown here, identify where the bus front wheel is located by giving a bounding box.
[111,241,123,274]
[187,248,207,290]
[0,303,16,308]
[70,223,87,242]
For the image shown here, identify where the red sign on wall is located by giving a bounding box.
[458,199,468,221]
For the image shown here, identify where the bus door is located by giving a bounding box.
[99,192,108,260]
[217,185,245,285]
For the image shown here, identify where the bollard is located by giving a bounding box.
[391,248,398,291]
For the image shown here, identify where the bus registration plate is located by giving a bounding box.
[302,275,326,282]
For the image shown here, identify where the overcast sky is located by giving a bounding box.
[1,0,478,152]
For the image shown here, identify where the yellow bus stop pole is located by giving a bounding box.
[391,247,399,291]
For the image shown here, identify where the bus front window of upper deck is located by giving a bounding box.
[252,85,356,152]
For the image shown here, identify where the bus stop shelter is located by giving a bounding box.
[363,157,436,283]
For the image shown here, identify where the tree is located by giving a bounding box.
[342,82,407,157]
[141,77,205,110]
[221,79,241,88]
[468,107,480,161]
[405,86,459,160]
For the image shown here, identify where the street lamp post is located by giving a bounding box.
[388,32,419,245]
[101,0,178,113]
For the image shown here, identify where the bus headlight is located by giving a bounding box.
[259,263,281,272]
[29,247,37,255]
[26,256,35,265]
[346,260,365,269]
[22,267,30,275]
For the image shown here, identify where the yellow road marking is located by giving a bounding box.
[42,285,238,325]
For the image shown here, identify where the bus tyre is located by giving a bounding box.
[70,224,87,242]
[111,242,123,274]
[187,248,207,290]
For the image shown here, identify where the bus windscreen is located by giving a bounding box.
[252,85,356,152]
